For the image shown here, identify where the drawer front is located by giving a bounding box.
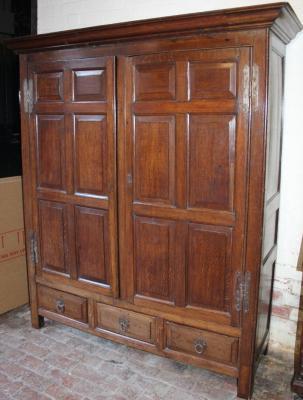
[165,322,238,365]
[37,285,88,323]
[97,304,156,344]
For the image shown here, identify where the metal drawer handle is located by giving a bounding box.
[119,317,129,333]
[194,338,207,355]
[56,299,65,313]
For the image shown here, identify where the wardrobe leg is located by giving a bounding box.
[237,367,253,399]
[32,313,45,329]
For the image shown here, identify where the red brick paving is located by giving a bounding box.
[0,306,297,399]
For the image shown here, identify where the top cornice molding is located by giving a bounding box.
[5,2,302,53]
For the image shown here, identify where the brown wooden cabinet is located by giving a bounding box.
[6,3,302,398]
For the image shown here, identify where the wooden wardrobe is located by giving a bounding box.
[7,3,302,398]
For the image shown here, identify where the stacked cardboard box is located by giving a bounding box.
[0,176,28,314]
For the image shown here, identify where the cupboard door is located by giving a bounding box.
[119,47,250,326]
[28,54,118,297]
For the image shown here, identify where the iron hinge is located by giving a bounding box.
[241,63,259,113]
[23,78,33,114]
[235,271,251,313]
[242,64,250,113]
[30,231,38,265]
[252,64,259,112]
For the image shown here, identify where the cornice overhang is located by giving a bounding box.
[5,2,302,53]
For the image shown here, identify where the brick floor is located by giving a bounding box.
[0,306,299,400]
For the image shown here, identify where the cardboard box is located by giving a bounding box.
[0,176,28,314]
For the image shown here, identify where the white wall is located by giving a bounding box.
[37,0,303,34]
[38,0,303,355]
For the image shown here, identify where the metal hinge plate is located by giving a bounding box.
[30,232,38,265]
[242,64,250,113]
[23,78,33,114]
[252,64,259,112]
[235,271,251,313]
[241,64,259,114]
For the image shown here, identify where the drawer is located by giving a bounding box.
[165,322,238,365]
[96,304,156,344]
[37,285,88,324]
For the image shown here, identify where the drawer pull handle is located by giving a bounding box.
[56,299,65,313]
[119,317,129,333]
[194,338,207,355]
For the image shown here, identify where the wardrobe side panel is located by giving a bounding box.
[255,33,285,360]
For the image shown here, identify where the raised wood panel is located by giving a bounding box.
[134,216,175,303]
[134,62,176,101]
[188,115,235,211]
[134,116,175,205]
[38,200,69,275]
[75,206,109,285]
[73,68,106,101]
[73,114,107,197]
[36,115,66,191]
[187,224,232,312]
[35,71,63,102]
[189,62,237,99]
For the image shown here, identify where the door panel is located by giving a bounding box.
[187,224,232,311]
[35,71,64,102]
[134,216,175,304]
[188,115,235,211]
[36,115,66,191]
[73,114,107,196]
[75,206,109,286]
[39,200,69,275]
[134,116,175,205]
[29,54,118,296]
[189,61,237,99]
[72,68,107,102]
[119,46,250,326]
[134,62,176,101]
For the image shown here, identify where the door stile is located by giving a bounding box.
[65,109,77,280]
[117,56,135,302]
[106,56,119,298]
[229,47,252,327]
[28,101,43,278]
[237,31,269,399]
[19,54,43,328]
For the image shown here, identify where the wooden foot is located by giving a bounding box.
[237,373,252,399]
[32,315,45,329]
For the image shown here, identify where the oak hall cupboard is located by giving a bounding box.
[6,3,302,398]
